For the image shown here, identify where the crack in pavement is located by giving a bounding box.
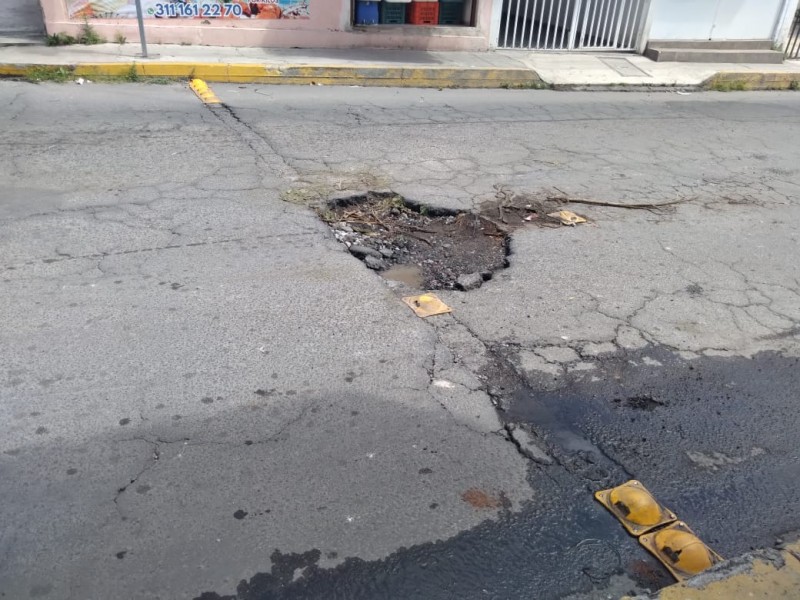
[112,439,163,518]
[207,104,297,180]
[2,232,320,273]
[411,309,633,488]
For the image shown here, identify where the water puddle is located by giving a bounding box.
[381,264,424,288]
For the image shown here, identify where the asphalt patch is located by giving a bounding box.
[504,346,800,562]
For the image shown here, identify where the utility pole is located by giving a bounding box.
[134,0,149,58]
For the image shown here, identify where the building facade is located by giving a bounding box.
[32,1,800,54]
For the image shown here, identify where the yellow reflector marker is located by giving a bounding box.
[594,480,677,536]
[402,294,452,318]
[189,79,221,104]
[639,522,723,581]
[546,210,587,226]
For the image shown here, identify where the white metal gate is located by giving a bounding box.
[499,0,648,51]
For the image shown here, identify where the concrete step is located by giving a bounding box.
[645,39,774,50]
[0,34,45,47]
[645,47,785,64]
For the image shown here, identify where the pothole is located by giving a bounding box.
[317,191,587,291]
[318,192,510,290]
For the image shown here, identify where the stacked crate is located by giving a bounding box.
[380,0,409,24]
[354,1,380,25]
[356,1,466,27]
[407,1,439,25]
[438,0,464,25]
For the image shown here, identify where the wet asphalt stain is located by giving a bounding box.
[195,487,647,600]
[504,346,800,557]
[612,395,665,411]
[194,347,800,600]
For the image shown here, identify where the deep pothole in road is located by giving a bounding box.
[317,191,584,291]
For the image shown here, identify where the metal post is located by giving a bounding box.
[135,0,148,58]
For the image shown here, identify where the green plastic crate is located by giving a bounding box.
[380,2,406,25]
[439,1,463,25]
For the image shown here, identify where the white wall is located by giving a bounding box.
[648,0,784,40]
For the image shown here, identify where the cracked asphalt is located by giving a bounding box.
[1,82,799,600]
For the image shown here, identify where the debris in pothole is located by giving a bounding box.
[318,191,597,290]
[320,193,509,290]
[402,294,452,318]
[364,255,386,270]
[456,272,484,291]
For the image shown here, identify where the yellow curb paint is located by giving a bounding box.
[139,63,194,78]
[73,63,136,77]
[0,65,30,77]
[189,78,221,104]
[0,61,544,89]
[704,71,800,90]
[628,542,800,600]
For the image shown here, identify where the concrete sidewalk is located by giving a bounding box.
[0,41,799,89]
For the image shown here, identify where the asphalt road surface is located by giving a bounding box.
[1,82,799,600]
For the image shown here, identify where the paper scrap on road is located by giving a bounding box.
[402,294,452,318]
[433,379,456,389]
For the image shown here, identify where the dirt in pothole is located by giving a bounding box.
[318,192,586,290]
[319,193,510,290]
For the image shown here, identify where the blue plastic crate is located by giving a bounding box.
[355,1,380,25]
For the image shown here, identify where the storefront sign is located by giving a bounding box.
[68,1,310,20]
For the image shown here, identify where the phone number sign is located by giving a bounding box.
[68,1,310,20]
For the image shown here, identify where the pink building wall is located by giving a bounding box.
[39,1,493,50]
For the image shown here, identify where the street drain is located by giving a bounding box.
[318,192,511,290]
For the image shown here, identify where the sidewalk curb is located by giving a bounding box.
[0,61,546,89]
[625,540,800,599]
[550,83,702,92]
[702,71,800,91]
[2,60,799,91]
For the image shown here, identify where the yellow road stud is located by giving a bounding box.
[639,521,723,581]
[402,294,452,318]
[594,480,677,536]
[189,79,221,104]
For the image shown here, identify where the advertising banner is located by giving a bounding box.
[68,1,310,20]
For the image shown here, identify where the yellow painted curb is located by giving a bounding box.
[703,71,800,91]
[0,61,545,89]
[0,64,31,77]
[625,541,800,600]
